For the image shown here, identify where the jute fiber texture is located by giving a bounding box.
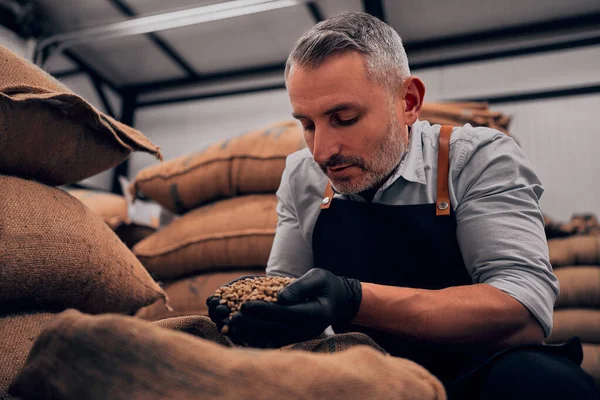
[0,175,166,314]
[554,267,600,308]
[131,120,305,213]
[0,312,56,399]
[549,235,600,268]
[136,270,263,320]
[0,44,161,185]
[547,309,600,344]
[67,189,128,229]
[10,310,446,400]
[134,195,277,280]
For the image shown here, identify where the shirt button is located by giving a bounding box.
[437,201,449,211]
[322,197,330,205]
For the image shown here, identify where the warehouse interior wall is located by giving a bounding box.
[0,25,30,58]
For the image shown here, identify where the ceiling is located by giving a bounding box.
[33,0,600,92]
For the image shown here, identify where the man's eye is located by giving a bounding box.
[303,123,315,131]
[335,115,359,126]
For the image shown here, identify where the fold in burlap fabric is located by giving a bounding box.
[0,175,166,314]
[547,310,600,344]
[0,312,56,399]
[549,235,600,268]
[134,195,277,280]
[0,44,161,185]
[131,120,305,213]
[555,267,600,308]
[10,310,446,400]
[151,315,387,355]
[136,270,262,320]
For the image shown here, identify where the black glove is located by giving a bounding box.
[226,268,362,348]
[205,275,260,333]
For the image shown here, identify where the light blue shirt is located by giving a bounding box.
[267,120,558,337]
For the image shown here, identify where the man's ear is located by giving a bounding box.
[398,76,425,125]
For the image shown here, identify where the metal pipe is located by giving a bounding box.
[35,0,307,65]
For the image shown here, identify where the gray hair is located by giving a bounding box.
[285,11,410,93]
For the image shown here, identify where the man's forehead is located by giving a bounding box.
[287,53,372,116]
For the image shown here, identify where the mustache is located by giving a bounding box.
[319,154,366,171]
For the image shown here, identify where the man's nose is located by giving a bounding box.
[312,125,340,165]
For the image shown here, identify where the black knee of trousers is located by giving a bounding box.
[479,349,599,400]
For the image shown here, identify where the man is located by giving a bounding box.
[209,11,599,399]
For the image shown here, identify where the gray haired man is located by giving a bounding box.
[209,11,599,399]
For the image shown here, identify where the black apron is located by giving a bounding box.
[312,126,582,389]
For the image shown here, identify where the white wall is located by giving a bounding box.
[132,45,600,220]
[0,25,32,58]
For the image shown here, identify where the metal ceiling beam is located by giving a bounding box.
[404,12,600,53]
[362,0,386,22]
[52,68,82,79]
[454,84,600,105]
[306,1,325,23]
[410,34,600,71]
[112,91,137,194]
[62,49,120,94]
[89,76,116,118]
[34,0,309,64]
[106,0,198,77]
[126,62,285,93]
[137,82,286,108]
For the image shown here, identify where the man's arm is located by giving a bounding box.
[355,283,543,349]
[355,132,556,349]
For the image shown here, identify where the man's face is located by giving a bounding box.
[287,51,409,194]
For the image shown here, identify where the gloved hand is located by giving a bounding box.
[226,268,362,348]
[205,275,260,333]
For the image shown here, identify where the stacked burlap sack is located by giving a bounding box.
[0,44,168,398]
[420,102,511,135]
[65,188,174,248]
[545,214,600,388]
[129,120,304,320]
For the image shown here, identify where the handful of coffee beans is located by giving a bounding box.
[212,276,296,333]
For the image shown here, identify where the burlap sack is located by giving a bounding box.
[0,175,166,314]
[151,314,386,355]
[0,312,55,399]
[549,235,600,267]
[131,120,305,213]
[134,195,277,280]
[9,310,446,400]
[420,102,511,135]
[546,310,600,344]
[555,267,600,308]
[67,189,128,229]
[136,270,262,320]
[0,44,161,185]
[152,315,233,347]
[582,344,600,389]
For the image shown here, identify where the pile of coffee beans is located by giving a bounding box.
[212,276,295,333]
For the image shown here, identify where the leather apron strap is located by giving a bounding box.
[436,125,453,216]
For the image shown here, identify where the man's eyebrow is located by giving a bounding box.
[292,102,361,120]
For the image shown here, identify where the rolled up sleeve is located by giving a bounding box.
[266,157,314,278]
[453,133,559,337]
